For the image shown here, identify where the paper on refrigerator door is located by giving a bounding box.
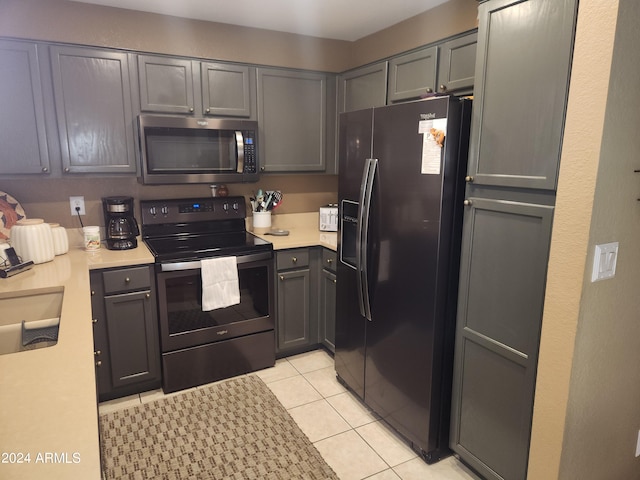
[418,118,447,174]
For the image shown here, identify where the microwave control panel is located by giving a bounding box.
[244,131,257,173]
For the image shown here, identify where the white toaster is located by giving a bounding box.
[319,204,338,232]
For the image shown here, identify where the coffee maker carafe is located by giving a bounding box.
[102,196,139,250]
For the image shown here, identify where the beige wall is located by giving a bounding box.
[0,0,352,72]
[528,1,635,479]
[0,175,337,229]
[0,0,477,72]
[350,0,478,68]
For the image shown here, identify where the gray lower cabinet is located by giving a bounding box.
[338,61,388,113]
[257,68,328,173]
[450,198,554,480]
[275,248,319,355]
[50,45,137,174]
[137,55,255,118]
[319,248,337,353]
[449,1,578,479]
[90,265,161,402]
[0,40,51,175]
[436,32,478,95]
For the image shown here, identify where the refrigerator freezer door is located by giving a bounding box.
[335,108,374,400]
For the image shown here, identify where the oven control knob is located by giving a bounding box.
[149,206,157,216]
[161,206,169,216]
[232,202,239,211]
[222,203,229,213]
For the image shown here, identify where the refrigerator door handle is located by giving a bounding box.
[357,158,377,321]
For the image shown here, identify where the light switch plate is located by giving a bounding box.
[591,242,619,282]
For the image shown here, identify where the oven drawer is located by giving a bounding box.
[103,266,151,294]
[276,249,310,270]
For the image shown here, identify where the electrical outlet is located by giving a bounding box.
[69,196,86,216]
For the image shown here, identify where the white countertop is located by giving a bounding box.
[249,212,337,251]
[0,218,333,479]
[0,238,153,480]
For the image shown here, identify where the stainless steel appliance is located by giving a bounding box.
[102,196,139,250]
[141,196,274,393]
[138,115,259,185]
[335,96,471,463]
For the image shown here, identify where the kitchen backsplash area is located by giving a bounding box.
[0,174,337,230]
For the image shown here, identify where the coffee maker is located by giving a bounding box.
[102,196,139,250]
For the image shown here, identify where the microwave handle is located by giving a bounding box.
[235,131,245,174]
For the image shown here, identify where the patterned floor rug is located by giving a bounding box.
[99,375,338,479]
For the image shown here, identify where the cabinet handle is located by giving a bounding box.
[205,108,210,114]
[189,107,194,113]
[91,290,95,296]
[64,167,70,173]
[92,318,98,324]
[42,167,49,173]
[333,279,337,284]
[440,84,447,91]
[426,87,433,93]
[260,166,266,172]
[327,258,333,264]
[279,275,284,281]
[124,277,130,283]
[95,361,102,367]
[463,199,472,206]
[465,175,474,183]
[94,350,101,356]
[291,257,297,263]
[145,293,150,299]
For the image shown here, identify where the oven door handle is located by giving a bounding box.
[159,251,272,272]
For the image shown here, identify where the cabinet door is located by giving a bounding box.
[387,46,437,103]
[319,268,336,353]
[138,55,197,114]
[467,0,577,190]
[90,272,111,398]
[50,46,136,174]
[0,40,50,175]
[201,62,253,117]
[257,68,326,172]
[450,198,554,480]
[338,61,388,113]
[104,290,160,389]
[437,32,477,95]
[276,269,311,351]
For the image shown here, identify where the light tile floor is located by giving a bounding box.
[99,349,481,480]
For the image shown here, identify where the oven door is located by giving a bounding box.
[155,253,274,352]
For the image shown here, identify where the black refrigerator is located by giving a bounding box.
[335,96,471,463]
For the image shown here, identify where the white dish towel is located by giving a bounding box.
[201,257,240,311]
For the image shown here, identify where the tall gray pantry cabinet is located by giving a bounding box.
[449,1,578,480]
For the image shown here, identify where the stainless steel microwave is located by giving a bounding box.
[138,114,259,185]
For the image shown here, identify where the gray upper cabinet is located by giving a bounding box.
[437,32,477,95]
[138,55,197,114]
[50,45,137,174]
[137,55,254,118]
[201,62,253,117]
[338,61,388,113]
[257,68,327,172]
[387,46,437,103]
[0,40,50,175]
[467,0,576,190]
